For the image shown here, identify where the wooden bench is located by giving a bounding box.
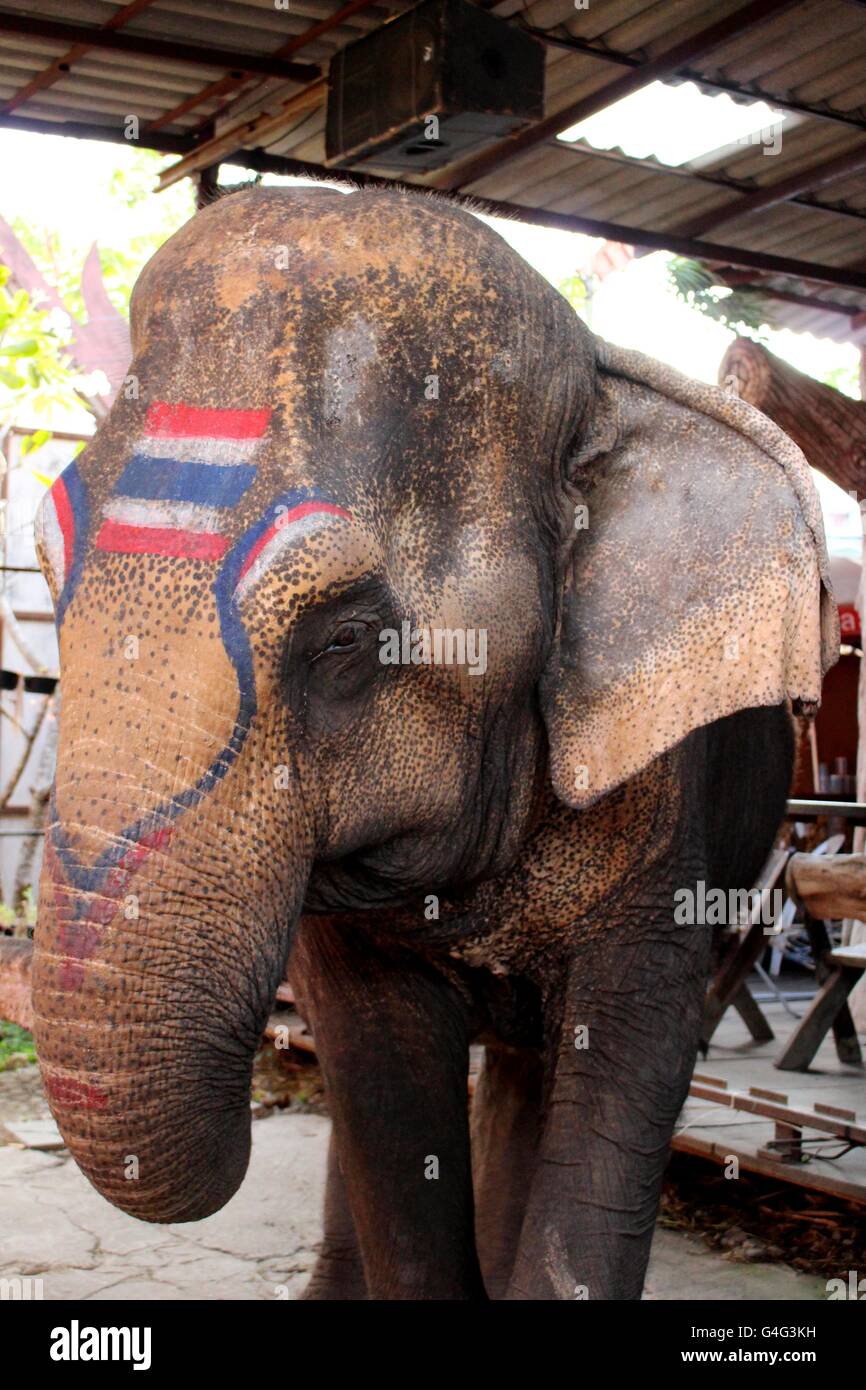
[701,848,789,1048]
[776,943,866,1072]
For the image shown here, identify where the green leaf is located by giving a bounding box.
[667,256,776,335]
[22,430,53,459]
[2,339,39,357]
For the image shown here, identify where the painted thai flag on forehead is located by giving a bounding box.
[95,401,271,562]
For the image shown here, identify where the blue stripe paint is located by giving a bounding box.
[51,488,330,895]
[116,455,255,508]
[55,461,88,628]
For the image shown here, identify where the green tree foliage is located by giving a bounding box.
[821,361,861,401]
[0,1020,36,1070]
[10,149,194,320]
[667,257,776,337]
[0,264,88,434]
[558,272,589,313]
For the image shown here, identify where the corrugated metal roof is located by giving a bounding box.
[0,0,864,341]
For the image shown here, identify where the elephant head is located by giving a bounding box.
[32,187,835,1223]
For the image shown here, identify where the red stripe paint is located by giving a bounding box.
[145,402,271,441]
[51,476,75,582]
[237,501,351,584]
[43,1073,109,1111]
[96,520,230,561]
[101,825,174,894]
[49,824,175,992]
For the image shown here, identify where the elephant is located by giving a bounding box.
[31,186,837,1301]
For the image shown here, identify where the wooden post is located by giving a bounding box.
[195,161,220,211]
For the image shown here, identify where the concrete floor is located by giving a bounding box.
[0,1102,828,1301]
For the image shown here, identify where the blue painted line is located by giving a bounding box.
[50,488,332,895]
[55,461,88,628]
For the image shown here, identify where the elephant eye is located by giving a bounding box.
[320,620,369,655]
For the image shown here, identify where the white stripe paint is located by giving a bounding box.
[35,492,65,590]
[234,512,344,604]
[137,434,262,466]
[102,497,225,533]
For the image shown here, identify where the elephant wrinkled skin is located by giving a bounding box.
[31,188,836,1300]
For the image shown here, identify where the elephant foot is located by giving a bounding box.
[300,1249,368,1301]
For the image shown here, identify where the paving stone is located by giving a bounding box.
[2,1119,64,1149]
[0,1109,829,1301]
[645,1228,827,1301]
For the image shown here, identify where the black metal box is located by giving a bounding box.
[325,0,545,173]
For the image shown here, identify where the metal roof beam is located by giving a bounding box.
[427,0,802,192]
[0,0,160,119]
[552,138,866,226]
[519,25,866,135]
[679,141,866,236]
[0,111,192,155]
[716,274,862,318]
[0,11,320,84]
[220,148,866,294]
[3,112,864,298]
[145,0,378,137]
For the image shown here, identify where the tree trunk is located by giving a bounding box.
[718,336,866,494]
[786,852,866,921]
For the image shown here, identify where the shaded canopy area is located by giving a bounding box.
[0,0,863,346]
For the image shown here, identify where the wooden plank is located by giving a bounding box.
[749,1086,789,1102]
[815,1102,857,1120]
[673,1131,866,1205]
[732,983,775,1041]
[702,848,789,1042]
[678,997,866,1200]
[786,798,866,823]
[776,967,865,1071]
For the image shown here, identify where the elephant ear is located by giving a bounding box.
[540,339,839,810]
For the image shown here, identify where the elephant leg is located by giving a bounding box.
[301,1132,368,1300]
[507,909,711,1301]
[471,1043,543,1299]
[290,916,486,1301]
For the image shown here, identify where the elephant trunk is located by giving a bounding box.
[32,824,305,1223]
